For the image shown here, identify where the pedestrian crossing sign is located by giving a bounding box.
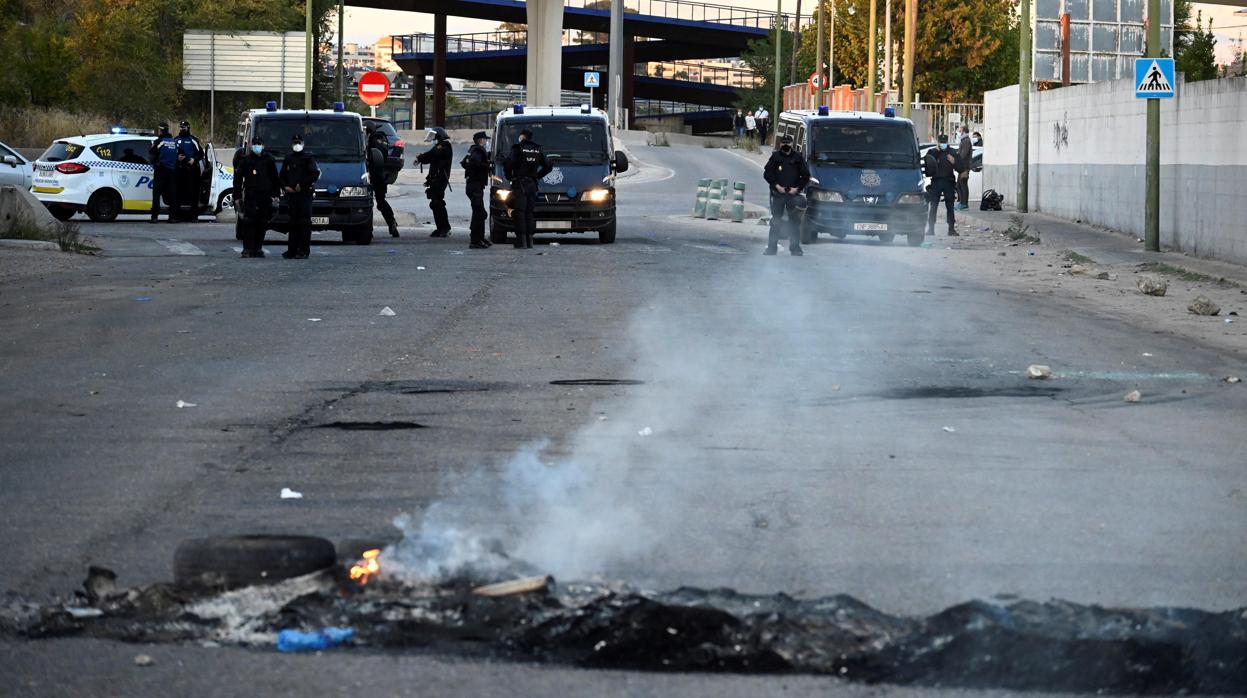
[1135,58,1175,99]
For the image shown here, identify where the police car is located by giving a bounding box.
[31,129,233,222]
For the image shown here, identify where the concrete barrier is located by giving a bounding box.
[693,178,710,217]
[730,182,746,223]
[0,184,63,240]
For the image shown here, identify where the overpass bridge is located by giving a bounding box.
[347,0,784,127]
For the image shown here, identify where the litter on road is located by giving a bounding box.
[175,400,197,409]
[1226,376,1241,384]
[134,297,152,302]
[1137,276,1168,296]
[417,266,426,271]
[472,575,551,597]
[1026,365,1052,379]
[1188,296,1221,316]
[276,627,354,653]
[279,488,304,499]
[133,654,154,667]
[379,307,397,316]
[942,426,957,433]
[637,427,653,436]
[1124,390,1143,403]
[307,318,322,322]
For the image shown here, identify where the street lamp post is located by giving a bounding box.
[867,0,877,109]
[305,0,313,109]
[815,0,825,109]
[337,0,345,104]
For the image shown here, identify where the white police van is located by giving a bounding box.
[31,129,233,222]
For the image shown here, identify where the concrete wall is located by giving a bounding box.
[983,77,1247,265]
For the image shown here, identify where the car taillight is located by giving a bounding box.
[393,140,404,148]
[55,162,90,174]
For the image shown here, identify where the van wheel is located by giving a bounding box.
[799,217,817,244]
[490,218,508,244]
[216,189,234,213]
[877,233,895,244]
[47,205,75,221]
[598,220,616,244]
[907,233,925,247]
[85,190,122,222]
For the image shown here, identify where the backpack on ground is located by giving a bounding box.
[980,189,1004,211]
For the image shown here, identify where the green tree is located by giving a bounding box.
[1175,11,1218,82]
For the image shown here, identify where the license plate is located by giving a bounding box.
[310,217,329,225]
[854,223,888,231]
[536,220,571,230]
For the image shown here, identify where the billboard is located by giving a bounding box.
[183,30,306,93]
[1032,0,1174,84]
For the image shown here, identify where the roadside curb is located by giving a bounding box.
[0,239,60,251]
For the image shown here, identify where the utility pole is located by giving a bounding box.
[1145,0,1160,251]
[829,0,835,92]
[901,0,915,118]
[815,0,824,109]
[305,0,314,109]
[1017,0,1031,212]
[608,0,623,128]
[790,0,802,87]
[884,0,892,91]
[336,0,345,103]
[773,0,783,127]
[867,0,877,108]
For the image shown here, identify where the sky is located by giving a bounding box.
[336,2,1245,65]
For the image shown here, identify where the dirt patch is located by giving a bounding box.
[314,421,427,431]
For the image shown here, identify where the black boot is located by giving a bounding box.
[524,234,534,249]
[388,221,399,238]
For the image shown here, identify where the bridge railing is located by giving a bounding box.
[563,0,808,30]
[642,60,760,89]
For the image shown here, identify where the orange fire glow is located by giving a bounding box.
[349,548,381,585]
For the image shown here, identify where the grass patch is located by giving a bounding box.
[734,135,761,153]
[2,221,99,254]
[1062,250,1096,265]
[0,106,112,149]
[1004,214,1040,244]
[1137,261,1230,285]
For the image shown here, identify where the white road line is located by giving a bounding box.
[721,148,766,170]
[617,157,676,185]
[159,239,205,256]
[685,243,740,254]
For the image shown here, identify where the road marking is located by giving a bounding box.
[617,157,675,185]
[685,243,740,254]
[721,148,766,170]
[159,239,205,256]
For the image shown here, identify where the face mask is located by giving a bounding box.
[781,145,792,153]
[292,144,304,153]
[251,145,263,155]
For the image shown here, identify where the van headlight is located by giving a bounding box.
[897,192,926,204]
[584,188,610,203]
[339,186,370,197]
[809,189,845,202]
[495,189,511,201]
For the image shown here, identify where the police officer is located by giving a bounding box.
[503,128,552,249]
[366,124,400,238]
[235,137,280,258]
[923,134,961,236]
[173,120,203,221]
[762,134,810,256]
[280,133,320,260]
[462,131,492,249]
[231,143,247,243]
[415,126,453,237]
[148,122,178,223]
[956,125,973,210]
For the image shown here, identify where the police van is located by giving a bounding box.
[775,107,927,246]
[236,101,374,245]
[31,129,233,222]
[489,104,629,245]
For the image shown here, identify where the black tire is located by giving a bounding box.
[216,189,234,214]
[490,217,508,245]
[47,205,75,221]
[85,190,122,222]
[598,220,616,244]
[799,216,817,244]
[907,233,925,247]
[173,535,336,591]
[877,233,896,244]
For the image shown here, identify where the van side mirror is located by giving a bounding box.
[2,155,16,166]
[613,150,629,173]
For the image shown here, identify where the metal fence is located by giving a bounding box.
[562,0,808,29]
[644,60,760,88]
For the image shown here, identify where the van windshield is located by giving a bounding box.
[495,120,609,166]
[253,116,364,163]
[810,122,918,168]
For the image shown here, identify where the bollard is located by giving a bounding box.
[730,182,746,223]
[693,177,710,218]
[705,178,727,220]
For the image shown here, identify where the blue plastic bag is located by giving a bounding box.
[276,627,354,653]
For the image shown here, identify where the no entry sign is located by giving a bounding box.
[357,71,391,107]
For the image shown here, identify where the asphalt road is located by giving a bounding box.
[2,141,1245,695]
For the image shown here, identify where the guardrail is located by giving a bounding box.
[562,0,808,29]
[644,60,759,89]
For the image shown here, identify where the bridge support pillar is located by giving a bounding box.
[414,74,426,129]
[526,0,564,106]
[622,34,635,129]
[433,13,447,126]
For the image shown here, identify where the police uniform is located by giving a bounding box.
[462,131,492,249]
[503,130,552,249]
[762,136,811,256]
[415,128,453,237]
[367,126,399,237]
[279,134,320,259]
[173,121,202,222]
[236,137,280,258]
[923,139,961,236]
[148,123,178,223]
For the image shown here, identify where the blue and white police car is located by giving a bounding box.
[31,128,234,222]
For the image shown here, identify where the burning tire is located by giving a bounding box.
[173,535,336,591]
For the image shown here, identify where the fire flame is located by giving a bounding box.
[349,548,381,586]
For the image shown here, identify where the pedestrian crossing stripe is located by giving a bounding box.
[1135,58,1175,99]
